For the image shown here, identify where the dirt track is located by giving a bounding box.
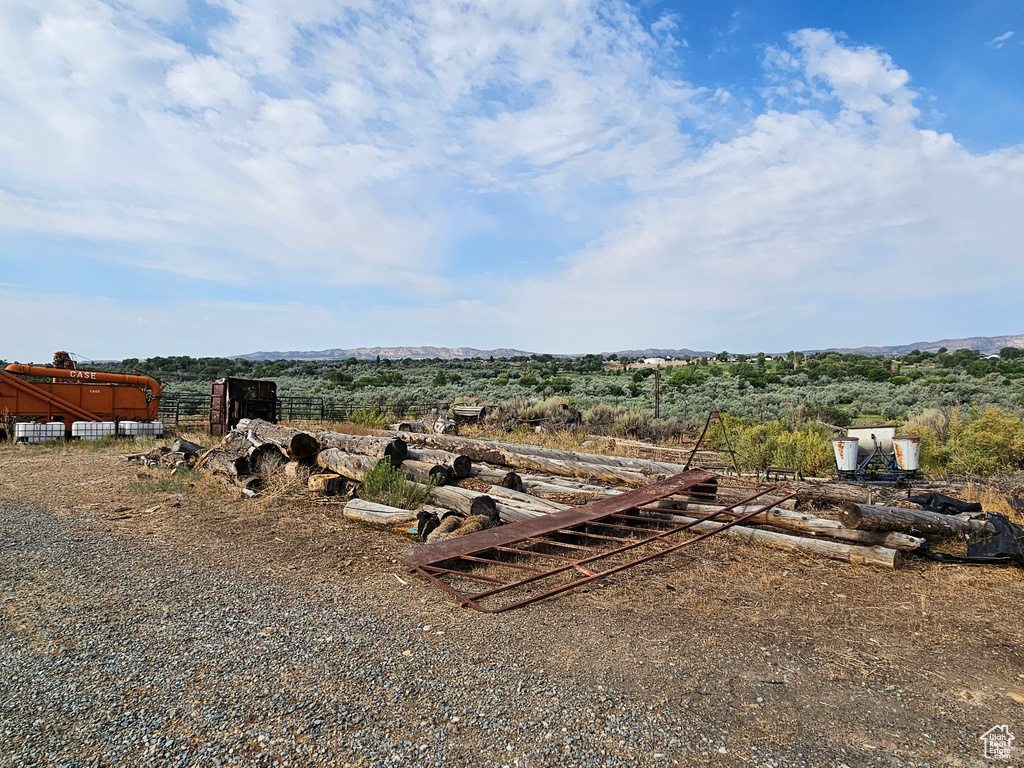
[1,443,1021,767]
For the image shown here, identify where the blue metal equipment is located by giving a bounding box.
[837,435,917,484]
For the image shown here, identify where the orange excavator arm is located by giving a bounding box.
[4,364,164,399]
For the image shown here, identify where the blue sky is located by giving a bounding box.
[1,0,1022,360]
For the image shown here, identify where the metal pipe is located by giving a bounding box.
[4,364,164,397]
[0,370,101,423]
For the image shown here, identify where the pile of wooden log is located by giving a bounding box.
[183,420,999,570]
[123,438,207,470]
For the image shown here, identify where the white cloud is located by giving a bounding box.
[0,4,1022,357]
[0,0,708,296]
[165,55,254,110]
[454,30,1024,351]
[987,30,1014,48]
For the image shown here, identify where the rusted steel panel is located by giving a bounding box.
[398,471,795,613]
[210,377,278,436]
[398,470,715,568]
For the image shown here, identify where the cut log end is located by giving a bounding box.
[450,454,471,478]
[289,432,321,460]
[308,473,345,495]
[840,502,865,529]
[501,471,525,493]
[470,495,498,519]
[386,437,408,464]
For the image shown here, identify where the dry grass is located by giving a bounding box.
[175,429,217,447]
[457,423,605,453]
[3,437,1024,734]
[286,419,378,436]
[960,481,1024,524]
[250,472,318,508]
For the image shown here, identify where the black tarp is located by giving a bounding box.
[908,492,983,516]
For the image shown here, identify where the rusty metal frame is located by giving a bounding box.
[398,471,794,613]
[684,406,740,475]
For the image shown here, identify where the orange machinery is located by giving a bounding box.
[0,352,164,433]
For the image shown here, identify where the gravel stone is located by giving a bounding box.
[0,500,1006,767]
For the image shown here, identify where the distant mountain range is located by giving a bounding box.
[238,334,1024,361]
[237,346,533,361]
[815,334,1024,356]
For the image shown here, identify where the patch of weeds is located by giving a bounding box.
[131,465,202,495]
[358,458,433,509]
[73,435,122,451]
[348,405,389,429]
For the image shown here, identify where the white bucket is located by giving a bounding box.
[892,436,921,471]
[832,437,860,472]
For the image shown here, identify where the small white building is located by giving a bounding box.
[643,357,666,366]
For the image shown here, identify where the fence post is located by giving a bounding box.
[654,368,661,420]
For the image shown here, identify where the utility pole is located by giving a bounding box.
[654,368,661,419]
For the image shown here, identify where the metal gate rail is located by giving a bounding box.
[398,471,794,613]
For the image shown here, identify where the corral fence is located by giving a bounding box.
[159,394,445,432]
[158,394,210,432]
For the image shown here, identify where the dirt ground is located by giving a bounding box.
[1,440,1022,767]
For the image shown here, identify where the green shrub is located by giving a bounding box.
[902,406,1024,477]
[710,416,833,477]
[665,367,706,389]
[517,397,581,430]
[583,403,621,431]
[358,458,433,509]
[546,376,573,394]
[349,405,388,428]
[948,407,1024,475]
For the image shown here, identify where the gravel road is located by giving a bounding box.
[0,499,1003,767]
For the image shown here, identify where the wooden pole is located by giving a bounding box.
[317,431,407,464]
[657,512,903,569]
[315,448,383,482]
[487,485,570,513]
[406,447,471,478]
[236,419,320,460]
[646,505,924,551]
[840,503,993,537]
[422,484,499,520]
[654,368,660,420]
[401,459,451,486]
[343,498,419,526]
[386,431,690,477]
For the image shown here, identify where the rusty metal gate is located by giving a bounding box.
[398,471,794,613]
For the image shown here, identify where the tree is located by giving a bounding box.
[548,376,573,394]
